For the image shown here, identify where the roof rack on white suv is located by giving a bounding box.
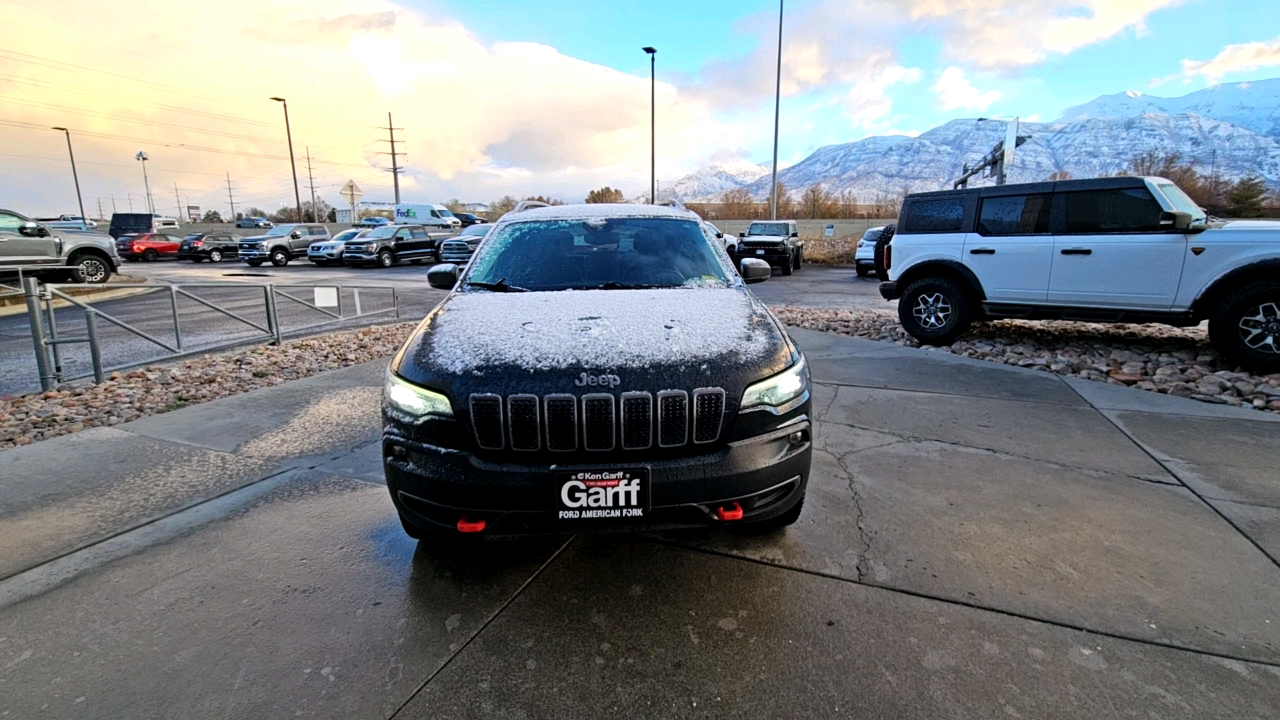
[512,200,551,213]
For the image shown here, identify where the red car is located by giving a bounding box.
[116,232,183,261]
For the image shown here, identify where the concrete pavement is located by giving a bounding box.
[0,327,1277,718]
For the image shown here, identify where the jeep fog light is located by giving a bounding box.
[385,372,453,417]
[740,356,809,410]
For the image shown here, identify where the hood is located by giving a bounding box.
[1202,220,1280,242]
[394,286,793,404]
[240,233,286,243]
[743,234,789,242]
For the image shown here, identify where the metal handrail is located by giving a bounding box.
[21,278,401,390]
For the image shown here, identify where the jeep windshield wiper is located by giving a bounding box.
[467,278,527,293]
[592,281,665,290]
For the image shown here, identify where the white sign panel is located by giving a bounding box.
[314,287,339,308]
[824,224,835,237]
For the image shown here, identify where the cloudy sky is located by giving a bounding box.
[2,0,1279,216]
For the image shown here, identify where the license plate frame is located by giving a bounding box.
[553,467,651,522]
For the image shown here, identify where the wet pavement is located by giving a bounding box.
[1,329,1278,718]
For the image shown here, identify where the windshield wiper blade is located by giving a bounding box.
[593,281,668,290]
[467,278,527,293]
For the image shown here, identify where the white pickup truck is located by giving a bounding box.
[878,176,1280,372]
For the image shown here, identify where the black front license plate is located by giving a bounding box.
[555,468,650,521]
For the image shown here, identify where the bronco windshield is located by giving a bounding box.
[748,222,790,236]
[465,217,731,292]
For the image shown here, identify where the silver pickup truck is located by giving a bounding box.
[1,209,120,283]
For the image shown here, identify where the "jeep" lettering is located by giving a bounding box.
[575,372,621,388]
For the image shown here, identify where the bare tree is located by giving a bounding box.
[586,187,626,203]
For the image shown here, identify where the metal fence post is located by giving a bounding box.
[393,287,399,319]
[266,284,282,345]
[169,284,183,351]
[43,290,63,380]
[84,311,105,384]
[353,288,362,316]
[23,277,55,391]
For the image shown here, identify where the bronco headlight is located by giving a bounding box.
[385,372,453,417]
[740,355,809,411]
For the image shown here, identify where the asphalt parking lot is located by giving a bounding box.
[1,326,1277,718]
[0,260,889,397]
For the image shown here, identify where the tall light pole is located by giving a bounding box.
[270,97,304,223]
[135,151,154,216]
[51,127,86,222]
[643,47,657,204]
[769,0,784,220]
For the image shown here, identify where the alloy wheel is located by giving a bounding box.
[78,258,107,283]
[209,250,222,263]
[912,292,952,330]
[1239,302,1280,355]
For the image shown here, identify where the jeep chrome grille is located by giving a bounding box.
[467,388,725,452]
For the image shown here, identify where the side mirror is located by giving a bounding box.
[1160,211,1194,232]
[290,231,302,239]
[19,221,49,238]
[740,258,771,284]
[738,232,746,238]
[790,231,800,238]
[427,263,459,290]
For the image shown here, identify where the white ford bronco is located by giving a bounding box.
[878,176,1280,372]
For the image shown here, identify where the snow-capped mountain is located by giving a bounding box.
[1059,79,1280,139]
[663,78,1280,203]
[632,160,768,203]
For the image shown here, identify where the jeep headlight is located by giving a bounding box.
[740,355,809,411]
[385,372,453,417]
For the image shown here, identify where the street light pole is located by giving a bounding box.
[770,0,784,221]
[135,151,154,216]
[643,47,657,205]
[51,127,86,223]
[270,97,304,223]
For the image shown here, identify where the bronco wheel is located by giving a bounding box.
[270,248,290,267]
[378,249,395,268]
[208,250,223,263]
[69,254,111,284]
[780,250,794,276]
[1209,280,1280,374]
[898,276,975,346]
[142,248,159,262]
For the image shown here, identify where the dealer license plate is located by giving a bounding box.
[554,468,650,521]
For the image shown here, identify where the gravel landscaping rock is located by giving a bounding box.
[0,323,416,450]
[771,306,1280,415]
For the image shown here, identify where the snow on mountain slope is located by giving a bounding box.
[1059,79,1280,139]
[654,160,769,203]
[660,78,1280,204]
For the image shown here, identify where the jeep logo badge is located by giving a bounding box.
[575,372,621,388]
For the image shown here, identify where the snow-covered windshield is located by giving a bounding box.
[466,218,731,292]
[1154,181,1206,223]
[748,222,790,236]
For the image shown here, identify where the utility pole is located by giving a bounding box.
[643,47,657,204]
[97,198,104,222]
[226,173,237,220]
[174,183,183,222]
[769,0,785,220]
[305,146,317,221]
[110,195,117,213]
[136,151,154,216]
[377,113,405,205]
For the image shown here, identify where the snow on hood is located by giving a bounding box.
[421,287,779,374]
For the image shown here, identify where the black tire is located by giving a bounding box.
[270,248,290,267]
[192,257,204,263]
[855,264,870,278]
[378,249,395,268]
[898,276,975,346]
[208,250,223,263]
[142,248,159,262]
[247,260,264,267]
[780,251,794,276]
[796,246,803,268]
[739,495,805,533]
[68,253,112,284]
[1208,280,1280,374]
[873,224,896,282]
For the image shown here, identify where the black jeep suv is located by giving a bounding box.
[382,204,810,537]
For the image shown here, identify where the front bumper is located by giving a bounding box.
[239,248,270,262]
[308,246,344,262]
[383,414,812,535]
[343,250,378,265]
[734,246,790,266]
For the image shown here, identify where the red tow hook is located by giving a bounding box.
[714,502,744,522]
[457,516,486,533]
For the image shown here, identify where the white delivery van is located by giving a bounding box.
[395,204,461,230]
